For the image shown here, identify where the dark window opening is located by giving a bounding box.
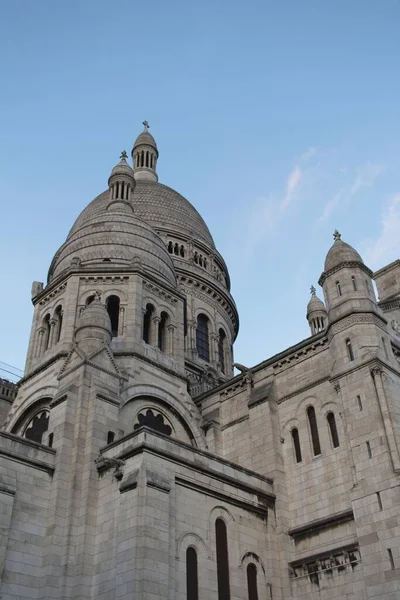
[388,548,395,570]
[103,258,111,262]
[357,395,363,411]
[247,563,259,600]
[107,431,115,444]
[55,305,63,343]
[106,295,120,337]
[336,281,342,297]
[377,491,383,511]
[43,314,51,351]
[366,441,372,458]
[25,411,49,444]
[327,412,339,448]
[134,409,172,436]
[215,518,230,600]
[168,241,173,254]
[351,276,357,291]
[292,428,302,463]
[186,547,199,600]
[48,432,54,448]
[218,329,226,374]
[196,314,210,361]
[307,406,321,456]
[158,312,168,352]
[86,295,95,305]
[143,303,154,344]
[346,339,355,361]
[180,245,185,257]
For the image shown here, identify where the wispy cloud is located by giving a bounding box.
[362,194,400,269]
[320,162,384,222]
[281,165,302,210]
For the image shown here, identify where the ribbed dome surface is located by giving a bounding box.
[49,204,177,287]
[307,293,326,315]
[324,239,364,272]
[68,181,215,248]
[133,130,158,149]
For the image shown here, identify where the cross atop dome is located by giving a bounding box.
[310,285,316,296]
[120,150,128,160]
[132,122,159,182]
[333,229,341,241]
[142,120,150,131]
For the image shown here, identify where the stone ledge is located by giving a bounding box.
[288,509,354,540]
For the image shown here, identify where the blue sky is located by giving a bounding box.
[1,0,400,377]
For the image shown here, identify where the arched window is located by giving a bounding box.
[292,428,302,463]
[336,281,342,297]
[194,252,198,264]
[174,243,179,255]
[247,563,259,600]
[143,303,154,344]
[86,294,95,305]
[327,412,339,448]
[158,312,168,352]
[218,329,226,374]
[134,409,172,436]
[168,241,173,254]
[196,314,210,361]
[106,295,120,337]
[107,431,115,444]
[215,518,230,600]
[55,305,63,343]
[346,338,355,362]
[24,410,50,444]
[43,314,51,351]
[186,547,199,600]
[180,245,185,257]
[307,406,321,456]
[351,276,357,291]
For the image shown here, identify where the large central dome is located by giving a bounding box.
[67,180,215,248]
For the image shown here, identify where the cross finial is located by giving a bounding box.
[333,229,341,241]
[120,150,128,160]
[142,120,149,131]
[310,285,316,296]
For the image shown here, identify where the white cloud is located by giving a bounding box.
[363,194,400,269]
[320,162,384,222]
[281,165,302,210]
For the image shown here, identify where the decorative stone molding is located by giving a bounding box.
[328,312,387,338]
[379,298,400,312]
[38,282,67,306]
[146,469,171,493]
[80,275,129,284]
[143,279,179,304]
[273,338,328,373]
[290,544,361,584]
[289,509,354,540]
[319,260,373,285]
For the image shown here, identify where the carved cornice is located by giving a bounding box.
[221,414,249,430]
[319,261,373,285]
[49,394,68,408]
[328,312,387,338]
[80,275,129,284]
[143,279,179,304]
[379,298,400,312]
[115,351,187,383]
[38,282,67,306]
[18,352,69,386]
[273,338,328,373]
[289,543,360,581]
[288,509,354,539]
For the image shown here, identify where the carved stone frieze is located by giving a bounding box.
[39,282,67,306]
[290,544,361,584]
[143,280,178,304]
[80,276,129,284]
[272,338,328,373]
[328,313,387,338]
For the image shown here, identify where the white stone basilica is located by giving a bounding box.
[1,124,400,600]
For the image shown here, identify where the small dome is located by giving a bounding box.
[307,286,326,316]
[133,130,158,150]
[324,231,364,272]
[75,293,112,346]
[109,154,135,181]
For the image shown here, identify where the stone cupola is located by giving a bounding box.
[107,151,136,212]
[306,285,327,335]
[74,292,112,353]
[131,121,159,182]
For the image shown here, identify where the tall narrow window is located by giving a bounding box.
[196,314,210,361]
[292,428,302,463]
[218,329,226,374]
[143,304,154,344]
[106,295,120,337]
[215,519,230,600]
[158,312,168,352]
[43,314,51,351]
[307,406,321,456]
[336,281,342,297]
[351,276,357,291]
[247,563,259,600]
[55,305,63,343]
[346,339,355,361]
[327,412,339,448]
[186,547,199,600]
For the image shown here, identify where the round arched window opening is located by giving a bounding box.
[24,410,50,444]
[134,408,172,436]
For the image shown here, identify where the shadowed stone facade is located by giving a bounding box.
[1,125,400,600]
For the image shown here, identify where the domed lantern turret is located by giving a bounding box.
[107,151,136,212]
[307,285,327,335]
[131,121,159,182]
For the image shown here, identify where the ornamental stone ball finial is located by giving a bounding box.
[142,120,150,131]
[333,229,341,241]
[120,150,128,159]
[310,285,316,296]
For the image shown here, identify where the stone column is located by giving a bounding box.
[118,306,125,336]
[48,319,57,349]
[35,327,45,358]
[167,324,175,356]
[152,316,160,348]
